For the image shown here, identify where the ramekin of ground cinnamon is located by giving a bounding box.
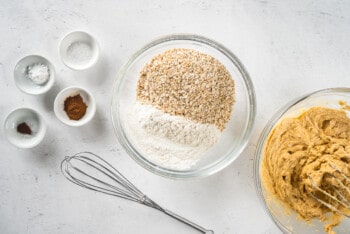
[54,86,96,126]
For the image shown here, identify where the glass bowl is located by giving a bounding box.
[111,34,256,179]
[254,87,350,233]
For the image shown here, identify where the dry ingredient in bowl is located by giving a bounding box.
[64,94,87,120]
[127,48,235,170]
[137,48,235,131]
[66,42,93,66]
[26,63,49,85]
[261,106,350,234]
[17,122,32,135]
[127,103,221,170]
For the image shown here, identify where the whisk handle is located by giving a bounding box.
[163,209,214,234]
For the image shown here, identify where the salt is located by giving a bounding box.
[26,63,50,85]
[66,41,93,66]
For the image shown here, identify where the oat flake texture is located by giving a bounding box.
[137,48,235,131]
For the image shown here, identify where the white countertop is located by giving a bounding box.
[1,1,350,233]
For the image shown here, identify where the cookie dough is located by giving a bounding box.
[262,107,350,233]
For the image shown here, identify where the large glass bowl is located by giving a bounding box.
[254,88,350,233]
[111,34,256,179]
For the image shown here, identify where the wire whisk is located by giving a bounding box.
[61,152,214,234]
[309,163,350,217]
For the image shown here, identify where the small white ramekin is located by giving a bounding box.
[4,108,46,148]
[54,86,96,127]
[59,31,99,70]
[14,55,55,95]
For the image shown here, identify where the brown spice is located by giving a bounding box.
[137,48,235,131]
[17,122,32,135]
[64,94,87,120]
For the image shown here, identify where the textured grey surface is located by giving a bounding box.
[1,0,350,233]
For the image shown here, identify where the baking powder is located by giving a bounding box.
[26,63,50,85]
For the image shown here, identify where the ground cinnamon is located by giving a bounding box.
[64,94,87,120]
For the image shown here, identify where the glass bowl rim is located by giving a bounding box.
[253,87,350,232]
[111,33,256,179]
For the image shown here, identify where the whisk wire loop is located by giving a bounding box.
[61,154,144,203]
[308,163,350,218]
[73,156,139,198]
[77,152,144,195]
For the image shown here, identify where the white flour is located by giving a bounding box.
[126,102,221,170]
